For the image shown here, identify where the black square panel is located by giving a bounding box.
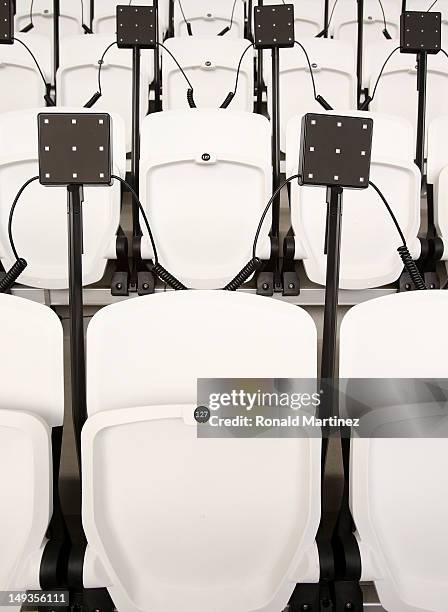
[116,4,156,49]
[254,4,295,49]
[298,114,373,189]
[400,11,441,54]
[38,113,112,186]
[0,0,14,45]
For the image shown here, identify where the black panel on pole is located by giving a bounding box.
[298,114,373,189]
[116,4,157,49]
[37,113,112,186]
[400,11,441,54]
[0,0,14,44]
[254,3,295,49]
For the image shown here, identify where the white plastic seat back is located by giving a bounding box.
[162,37,253,111]
[15,0,83,39]
[331,0,401,44]
[82,290,321,612]
[286,111,421,288]
[266,38,356,152]
[0,33,51,112]
[340,290,448,612]
[0,294,63,597]
[427,116,448,269]
[92,0,168,38]
[365,40,448,138]
[57,34,153,151]
[139,109,272,288]
[262,0,324,38]
[0,107,126,289]
[173,0,245,37]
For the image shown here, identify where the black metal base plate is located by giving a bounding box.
[0,0,14,44]
[116,4,157,49]
[298,113,373,189]
[254,4,295,49]
[400,11,441,54]
[38,113,112,186]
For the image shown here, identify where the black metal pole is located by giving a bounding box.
[67,184,87,468]
[324,0,329,37]
[168,0,174,37]
[415,50,427,179]
[356,0,364,108]
[321,185,343,381]
[256,0,263,114]
[53,0,60,90]
[90,0,94,31]
[131,46,141,235]
[154,0,162,110]
[271,46,281,238]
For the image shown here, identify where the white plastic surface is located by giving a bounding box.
[173,0,245,37]
[0,33,50,113]
[0,108,126,289]
[266,38,356,152]
[15,0,84,39]
[0,292,64,597]
[365,39,448,144]
[428,117,448,263]
[162,37,253,111]
[340,290,448,612]
[331,0,401,45]
[57,34,153,152]
[286,111,421,289]
[83,290,321,612]
[139,109,272,288]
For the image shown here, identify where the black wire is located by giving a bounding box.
[368,180,407,245]
[157,41,195,90]
[253,174,299,260]
[229,42,254,96]
[177,0,190,30]
[29,0,34,27]
[228,0,238,30]
[8,176,40,260]
[12,37,49,89]
[427,0,438,10]
[111,174,160,264]
[377,0,388,32]
[295,40,318,99]
[325,0,339,34]
[96,41,118,95]
[370,45,400,100]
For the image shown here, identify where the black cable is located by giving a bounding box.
[427,0,438,10]
[20,0,34,32]
[8,176,40,261]
[12,37,51,92]
[220,42,254,108]
[359,45,400,110]
[84,41,117,107]
[369,180,426,289]
[157,41,194,90]
[377,0,392,38]
[294,40,333,109]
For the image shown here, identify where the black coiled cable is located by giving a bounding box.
[0,258,27,294]
[150,262,188,290]
[397,245,427,290]
[224,257,261,290]
[187,88,197,108]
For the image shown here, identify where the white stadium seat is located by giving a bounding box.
[15,0,84,39]
[340,290,448,612]
[266,38,357,152]
[57,34,153,151]
[0,108,126,289]
[139,109,272,288]
[0,33,51,112]
[286,111,421,288]
[173,0,245,38]
[331,0,401,45]
[427,116,448,269]
[162,37,254,111]
[82,289,321,612]
[0,294,64,604]
[364,39,448,140]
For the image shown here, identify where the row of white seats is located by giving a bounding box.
[0,107,446,292]
[4,34,448,155]
[1,286,447,612]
